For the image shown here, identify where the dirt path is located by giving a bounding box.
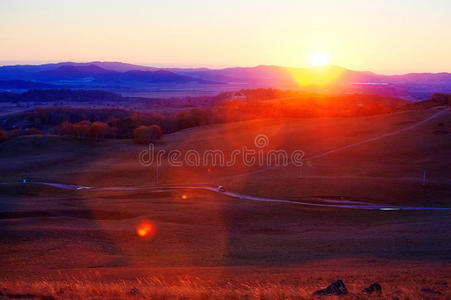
[246,109,447,176]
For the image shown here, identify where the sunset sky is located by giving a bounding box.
[1,0,450,74]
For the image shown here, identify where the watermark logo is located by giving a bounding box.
[254,134,269,148]
[139,134,304,168]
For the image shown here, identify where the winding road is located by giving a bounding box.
[1,181,448,211]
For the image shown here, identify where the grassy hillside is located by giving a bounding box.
[1,108,449,205]
[0,107,450,299]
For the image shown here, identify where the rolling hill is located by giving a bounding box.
[0,105,449,299]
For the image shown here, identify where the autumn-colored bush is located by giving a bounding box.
[60,121,74,136]
[105,126,119,139]
[89,121,108,140]
[72,121,91,139]
[149,124,163,140]
[133,125,163,144]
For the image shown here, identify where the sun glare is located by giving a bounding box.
[308,52,330,67]
[290,52,341,86]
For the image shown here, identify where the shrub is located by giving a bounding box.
[149,124,163,140]
[72,121,91,139]
[133,125,163,144]
[105,126,119,139]
[89,121,108,140]
[60,121,74,136]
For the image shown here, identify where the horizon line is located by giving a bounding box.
[0,60,450,76]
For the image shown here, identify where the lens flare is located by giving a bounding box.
[136,220,153,238]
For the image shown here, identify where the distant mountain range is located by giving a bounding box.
[0,63,215,84]
[0,61,450,100]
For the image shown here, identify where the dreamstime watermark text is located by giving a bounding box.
[138,134,304,168]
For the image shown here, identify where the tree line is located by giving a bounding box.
[0,89,441,145]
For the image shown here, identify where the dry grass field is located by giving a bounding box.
[1,263,450,299]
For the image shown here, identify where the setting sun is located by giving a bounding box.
[309,52,330,67]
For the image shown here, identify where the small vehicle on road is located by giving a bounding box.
[217,185,225,192]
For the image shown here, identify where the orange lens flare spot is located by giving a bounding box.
[136,220,153,238]
[137,228,148,237]
[181,194,188,200]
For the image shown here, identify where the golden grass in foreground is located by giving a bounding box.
[1,268,450,300]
